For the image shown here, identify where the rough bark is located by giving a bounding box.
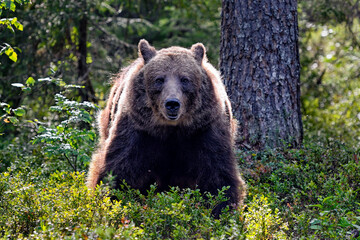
[220,0,303,150]
[78,0,96,103]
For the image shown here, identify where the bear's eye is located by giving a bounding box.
[154,77,165,86]
[180,77,190,85]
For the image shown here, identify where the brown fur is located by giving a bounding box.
[87,40,246,216]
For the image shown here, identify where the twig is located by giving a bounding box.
[64,153,76,172]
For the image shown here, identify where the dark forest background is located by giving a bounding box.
[2,0,360,147]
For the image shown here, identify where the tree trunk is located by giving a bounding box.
[78,0,96,103]
[220,0,303,150]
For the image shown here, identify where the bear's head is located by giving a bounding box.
[138,39,210,127]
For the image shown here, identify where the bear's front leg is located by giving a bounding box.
[89,114,153,191]
[199,167,245,218]
[196,129,246,217]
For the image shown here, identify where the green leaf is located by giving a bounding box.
[309,225,322,230]
[10,17,17,24]
[338,217,351,227]
[309,218,321,225]
[57,125,64,133]
[13,47,21,53]
[308,204,323,209]
[10,2,16,11]
[58,80,66,87]
[38,125,46,133]
[13,20,23,31]
[319,210,329,216]
[26,77,35,86]
[6,24,15,33]
[22,86,31,93]
[8,116,19,124]
[322,196,333,204]
[86,55,93,64]
[14,108,25,116]
[1,102,10,114]
[5,47,17,62]
[5,0,12,10]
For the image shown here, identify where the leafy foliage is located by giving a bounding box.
[0,102,25,126]
[1,138,359,239]
[33,92,97,171]
[0,0,29,62]
[239,142,360,239]
[0,170,287,239]
[299,1,360,147]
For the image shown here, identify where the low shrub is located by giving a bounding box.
[239,141,360,239]
[0,168,288,239]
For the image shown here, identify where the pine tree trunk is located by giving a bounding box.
[78,0,96,103]
[220,0,303,150]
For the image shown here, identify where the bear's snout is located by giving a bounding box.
[165,98,181,120]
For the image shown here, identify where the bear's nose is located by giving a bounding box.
[165,99,181,112]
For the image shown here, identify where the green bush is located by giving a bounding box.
[0,169,288,239]
[239,142,360,239]
[32,92,98,172]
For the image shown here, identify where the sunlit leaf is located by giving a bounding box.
[26,76,35,86]
[10,2,16,12]
[58,80,66,87]
[86,55,92,64]
[14,20,23,31]
[8,116,19,124]
[5,47,17,62]
[14,108,25,116]
[6,24,14,32]
[10,17,17,24]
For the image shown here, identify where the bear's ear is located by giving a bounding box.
[138,39,156,64]
[191,43,206,64]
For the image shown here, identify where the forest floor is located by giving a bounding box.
[1,139,359,239]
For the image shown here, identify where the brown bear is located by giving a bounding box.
[87,40,246,216]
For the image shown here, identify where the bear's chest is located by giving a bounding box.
[136,130,204,182]
[138,131,202,164]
